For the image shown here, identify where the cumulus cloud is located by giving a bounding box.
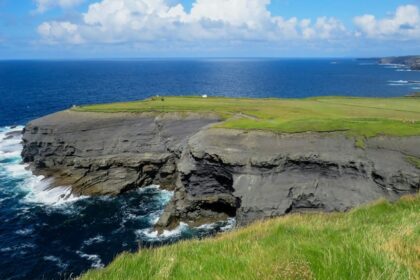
[34,0,84,13]
[188,0,271,28]
[36,0,346,45]
[37,21,83,44]
[354,4,420,39]
[300,17,346,39]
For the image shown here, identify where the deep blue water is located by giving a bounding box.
[1,59,420,127]
[0,59,419,280]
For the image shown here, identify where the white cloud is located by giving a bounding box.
[35,0,84,13]
[300,17,345,39]
[36,0,346,45]
[188,0,271,29]
[354,4,420,39]
[37,21,83,44]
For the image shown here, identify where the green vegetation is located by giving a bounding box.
[406,156,420,169]
[354,136,367,149]
[74,96,420,138]
[82,195,420,280]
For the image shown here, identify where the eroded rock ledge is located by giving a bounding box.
[22,110,420,228]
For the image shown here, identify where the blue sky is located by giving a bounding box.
[0,0,419,58]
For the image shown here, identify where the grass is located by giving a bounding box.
[406,156,420,169]
[81,195,420,280]
[354,136,367,149]
[74,96,420,138]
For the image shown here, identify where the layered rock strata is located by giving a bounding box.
[22,110,420,228]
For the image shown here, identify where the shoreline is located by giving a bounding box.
[21,96,420,230]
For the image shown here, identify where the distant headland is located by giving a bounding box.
[379,55,420,70]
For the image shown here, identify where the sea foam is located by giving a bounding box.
[76,251,104,268]
[388,80,409,84]
[0,126,87,206]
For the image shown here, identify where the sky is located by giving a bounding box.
[0,0,420,58]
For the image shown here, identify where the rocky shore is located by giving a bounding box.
[22,110,420,229]
[379,55,420,70]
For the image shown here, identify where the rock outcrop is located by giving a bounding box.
[22,110,420,228]
[22,110,220,195]
[379,56,420,70]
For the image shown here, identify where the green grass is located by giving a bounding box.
[406,156,420,169]
[81,195,420,280]
[74,96,420,138]
[354,136,367,149]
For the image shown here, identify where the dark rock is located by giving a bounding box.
[22,110,220,196]
[156,129,419,227]
[22,111,420,229]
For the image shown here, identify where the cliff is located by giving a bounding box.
[379,55,420,70]
[22,99,420,228]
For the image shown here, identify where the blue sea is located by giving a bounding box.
[0,58,419,279]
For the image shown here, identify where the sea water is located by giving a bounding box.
[0,128,234,279]
[0,58,419,279]
[1,58,420,127]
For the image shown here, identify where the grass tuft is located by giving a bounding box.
[406,155,420,169]
[354,136,366,149]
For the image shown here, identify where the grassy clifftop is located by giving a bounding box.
[82,195,420,280]
[74,96,420,138]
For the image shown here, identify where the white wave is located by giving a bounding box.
[0,150,21,159]
[195,217,237,231]
[15,228,34,236]
[0,243,36,253]
[136,217,236,242]
[388,80,408,84]
[76,251,104,268]
[412,87,420,90]
[24,181,88,206]
[136,222,189,240]
[4,163,28,177]
[388,83,408,86]
[136,185,174,224]
[196,223,215,230]
[382,63,406,68]
[137,185,174,202]
[0,126,88,206]
[83,235,105,246]
[220,218,236,231]
[0,247,12,252]
[44,255,69,269]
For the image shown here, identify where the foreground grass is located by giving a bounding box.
[82,195,420,280]
[74,96,420,138]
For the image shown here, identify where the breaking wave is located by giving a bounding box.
[0,125,236,280]
[0,126,88,206]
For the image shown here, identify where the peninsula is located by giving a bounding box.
[22,96,420,230]
[379,55,420,70]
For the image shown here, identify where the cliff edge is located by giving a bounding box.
[22,97,420,228]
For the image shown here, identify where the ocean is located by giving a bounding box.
[0,58,419,279]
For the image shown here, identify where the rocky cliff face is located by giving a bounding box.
[379,56,420,70]
[22,110,220,195]
[22,111,420,228]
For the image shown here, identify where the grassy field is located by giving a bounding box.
[74,96,420,138]
[81,195,420,280]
